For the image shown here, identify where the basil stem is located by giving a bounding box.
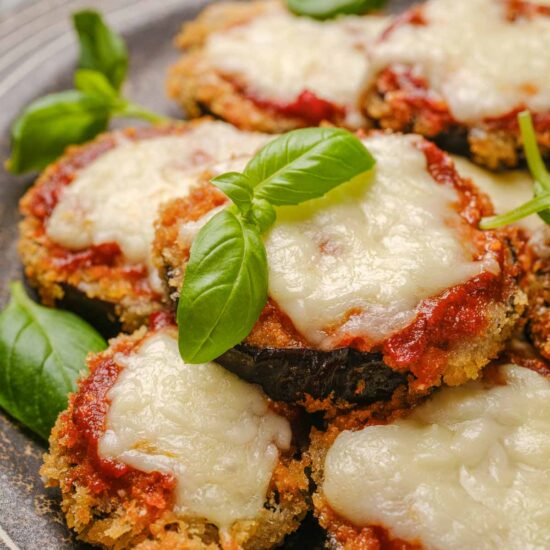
[518,111,550,192]
[480,193,550,230]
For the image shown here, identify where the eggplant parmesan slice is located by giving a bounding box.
[360,0,550,169]
[310,359,550,549]
[19,120,270,332]
[41,314,309,550]
[167,0,389,132]
[154,133,525,410]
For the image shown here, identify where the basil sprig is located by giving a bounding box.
[178,127,375,363]
[287,0,387,19]
[7,10,165,175]
[73,10,128,91]
[0,283,106,439]
[480,111,550,229]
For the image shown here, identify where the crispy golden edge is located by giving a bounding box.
[41,329,310,550]
[18,120,213,332]
[362,83,550,170]
[526,257,550,360]
[167,1,344,133]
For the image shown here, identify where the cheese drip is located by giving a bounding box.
[98,328,291,530]
[264,134,495,348]
[46,121,269,289]
[365,0,550,122]
[323,364,550,549]
[204,6,389,126]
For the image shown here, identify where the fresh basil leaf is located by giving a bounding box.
[211,172,253,213]
[251,199,276,232]
[73,10,128,91]
[74,68,119,102]
[247,127,375,206]
[287,0,386,19]
[0,282,106,440]
[8,90,110,174]
[178,209,268,364]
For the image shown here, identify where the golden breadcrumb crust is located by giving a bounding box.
[41,327,310,550]
[167,1,351,133]
[308,417,422,549]
[526,250,550,360]
[362,83,550,170]
[18,121,211,332]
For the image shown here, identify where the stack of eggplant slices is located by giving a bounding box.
[5,0,550,548]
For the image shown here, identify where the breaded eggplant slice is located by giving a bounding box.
[360,0,550,169]
[167,0,389,133]
[153,133,525,412]
[310,357,550,549]
[19,120,270,332]
[41,314,309,550]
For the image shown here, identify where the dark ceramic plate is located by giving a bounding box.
[0,1,413,548]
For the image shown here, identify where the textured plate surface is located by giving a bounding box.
[0,1,413,548]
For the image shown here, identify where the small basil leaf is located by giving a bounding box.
[74,68,119,102]
[211,172,253,213]
[8,90,111,174]
[73,10,128,91]
[0,282,106,439]
[178,209,268,364]
[247,127,375,206]
[287,0,386,19]
[251,199,276,232]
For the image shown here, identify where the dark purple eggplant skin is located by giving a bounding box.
[216,345,409,405]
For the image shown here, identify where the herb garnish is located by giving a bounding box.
[0,283,106,439]
[177,127,375,363]
[287,0,387,20]
[480,111,550,229]
[7,10,165,175]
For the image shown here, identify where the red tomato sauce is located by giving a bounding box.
[63,317,176,508]
[247,89,346,125]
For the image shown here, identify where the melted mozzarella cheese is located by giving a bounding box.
[264,134,495,348]
[323,365,550,549]
[98,329,291,530]
[204,7,389,126]
[452,156,543,233]
[46,122,269,288]
[366,0,550,122]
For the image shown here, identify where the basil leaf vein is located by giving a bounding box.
[0,283,106,439]
[177,209,267,364]
[248,128,375,205]
[8,91,111,174]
